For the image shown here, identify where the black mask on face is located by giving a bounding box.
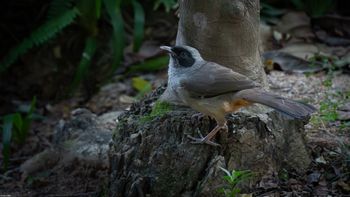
[171,46,195,67]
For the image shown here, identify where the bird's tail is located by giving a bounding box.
[237,89,316,119]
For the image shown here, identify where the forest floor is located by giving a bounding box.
[0,69,349,196]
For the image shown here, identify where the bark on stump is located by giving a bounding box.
[108,88,311,196]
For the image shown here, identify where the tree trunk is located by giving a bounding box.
[161,0,267,102]
[109,0,311,196]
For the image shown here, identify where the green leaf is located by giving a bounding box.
[132,77,152,92]
[232,170,241,177]
[308,0,333,17]
[261,3,284,17]
[132,0,145,52]
[18,96,37,143]
[291,0,334,17]
[47,0,73,19]
[11,113,23,132]
[0,8,79,72]
[2,115,14,170]
[219,166,232,177]
[127,56,169,73]
[153,0,177,12]
[70,36,97,93]
[103,0,125,77]
[217,188,226,194]
[218,167,252,197]
[230,188,241,197]
[223,176,234,184]
[77,0,102,36]
[27,96,37,116]
[290,0,305,10]
[12,114,26,144]
[95,0,102,19]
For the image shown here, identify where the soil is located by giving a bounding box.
[0,70,349,196]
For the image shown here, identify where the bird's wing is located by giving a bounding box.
[180,62,259,98]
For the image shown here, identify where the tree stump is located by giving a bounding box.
[108,87,311,196]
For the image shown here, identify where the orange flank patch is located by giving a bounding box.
[223,99,251,113]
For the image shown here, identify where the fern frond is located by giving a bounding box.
[69,36,97,93]
[132,0,145,52]
[77,0,102,36]
[153,0,177,12]
[103,0,125,77]
[0,8,79,72]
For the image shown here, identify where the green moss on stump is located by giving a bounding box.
[140,101,172,122]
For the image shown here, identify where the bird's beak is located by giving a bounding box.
[160,46,173,53]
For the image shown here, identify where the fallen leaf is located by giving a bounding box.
[119,95,136,104]
[316,43,348,57]
[279,43,319,60]
[276,11,314,40]
[263,51,323,73]
[315,30,350,46]
[132,77,152,92]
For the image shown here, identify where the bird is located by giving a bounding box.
[160,45,316,146]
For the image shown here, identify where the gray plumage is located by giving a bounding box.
[233,89,316,119]
[161,45,316,146]
[180,61,259,98]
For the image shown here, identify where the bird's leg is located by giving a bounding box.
[187,122,227,146]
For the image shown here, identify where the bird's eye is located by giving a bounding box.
[180,52,186,58]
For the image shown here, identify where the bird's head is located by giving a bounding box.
[160,45,203,68]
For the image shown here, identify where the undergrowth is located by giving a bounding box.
[309,55,350,130]
[218,167,253,197]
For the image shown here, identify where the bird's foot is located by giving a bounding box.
[187,130,220,147]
